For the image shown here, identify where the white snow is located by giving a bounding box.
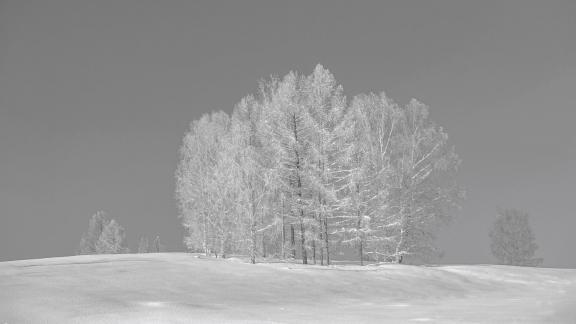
[410,318,434,322]
[139,301,167,308]
[1,253,576,323]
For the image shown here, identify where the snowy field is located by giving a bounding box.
[1,253,576,323]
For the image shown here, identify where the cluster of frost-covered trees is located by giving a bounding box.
[138,235,165,254]
[77,211,166,255]
[78,211,129,255]
[176,65,464,265]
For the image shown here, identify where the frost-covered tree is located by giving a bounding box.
[389,100,463,263]
[78,211,110,255]
[335,93,401,265]
[151,235,166,253]
[490,209,543,266]
[94,219,129,254]
[264,71,319,264]
[231,95,278,263]
[137,236,149,253]
[78,211,129,255]
[176,111,231,256]
[175,64,463,266]
[209,113,242,258]
[301,65,346,265]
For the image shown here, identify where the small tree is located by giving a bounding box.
[78,211,110,254]
[137,236,149,253]
[152,235,165,253]
[95,219,129,254]
[489,209,543,266]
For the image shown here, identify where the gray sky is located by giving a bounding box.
[1,0,575,267]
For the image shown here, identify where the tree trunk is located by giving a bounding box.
[316,194,322,265]
[261,209,266,258]
[395,226,404,264]
[292,113,307,265]
[281,199,286,259]
[359,240,364,266]
[263,233,268,259]
[290,224,296,259]
[356,199,363,266]
[312,239,316,264]
[250,191,257,264]
[250,218,256,264]
[203,212,209,256]
[300,216,307,264]
[324,215,330,265]
[319,229,324,266]
[220,236,226,259]
[395,194,411,264]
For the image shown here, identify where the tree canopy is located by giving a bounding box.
[176,65,464,265]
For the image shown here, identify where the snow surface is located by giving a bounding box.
[1,253,576,323]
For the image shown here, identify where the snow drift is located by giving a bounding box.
[1,253,575,323]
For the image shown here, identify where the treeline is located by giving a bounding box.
[77,211,129,255]
[77,211,165,255]
[175,65,464,265]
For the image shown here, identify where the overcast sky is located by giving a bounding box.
[1,0,575,267]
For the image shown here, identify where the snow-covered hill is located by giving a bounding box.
[1,253,575,323]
